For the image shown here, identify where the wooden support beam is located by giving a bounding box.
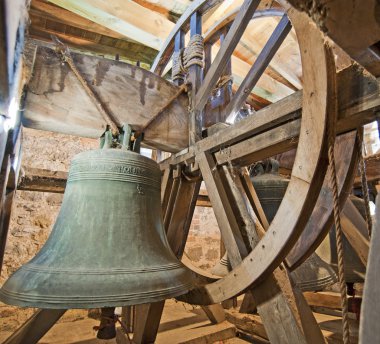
[359,195,380,343]
[0,0,27,114]
[198,158,324,343]
[28,13,157,64]
[47,0,174,51]
[2,309,66,344]
[224,14,292,119]
[188,11,203,145]
[160,66,380,168]
[341,198,370,266]
[283,0,380,77]
[18,167,67,193]
[195,0,261,112]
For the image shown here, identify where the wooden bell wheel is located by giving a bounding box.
[147,0,361,306]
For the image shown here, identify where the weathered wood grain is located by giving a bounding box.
[286,131,359,269]
[177,7,335,305]
[23,46,189,152]
[284,0,380,77]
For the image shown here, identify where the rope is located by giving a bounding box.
[51,35,120,136]
[172,49,186,82]
[183,34,204,70]
[172,34,204,83]
[328,127,351,344]
[357,130,372,237]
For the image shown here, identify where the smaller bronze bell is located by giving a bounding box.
[211,159,337,291]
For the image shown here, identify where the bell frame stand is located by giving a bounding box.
[1,0,379,343]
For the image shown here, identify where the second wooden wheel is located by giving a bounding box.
[148,2,356,305]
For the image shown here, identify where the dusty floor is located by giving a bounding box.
[0,300,240,344]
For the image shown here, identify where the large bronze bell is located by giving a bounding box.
[0,149,193,309]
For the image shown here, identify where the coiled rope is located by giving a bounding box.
[328,127,351,344]
[172,34,204,83]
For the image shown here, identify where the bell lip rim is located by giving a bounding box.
[0,282,194,309]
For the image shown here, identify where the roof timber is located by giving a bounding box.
[47,0,174,50]
[45,0,295,102]
[31,0,127,40]
[132,0,191,23]
[29,12,157,64]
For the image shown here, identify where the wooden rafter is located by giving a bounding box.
[29,13,157,63]
[47,0,174,50]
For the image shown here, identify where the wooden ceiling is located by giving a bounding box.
[27,0,303,106]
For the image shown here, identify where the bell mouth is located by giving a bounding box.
[0,263,194,309]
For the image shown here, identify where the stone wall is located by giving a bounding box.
[0,128,221,335]
[0,128,98,335]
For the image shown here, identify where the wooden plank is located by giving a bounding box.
[284,0,380,76]
[224,14,292,119]
[151,0,224,74]
[0,0,27,114]
[29,13,157,64]
[2,309,66,344]
[206,163,323,343]
[341,198,370,266]
[31,0,130,40]
[48,0,174,51]
[18,166,67,193]
[23,46,189,152]
[133,302,165,344]
[197,151,249,264]
[188,11,203,145]
[359,194,380,343]
[160,66,379,168]
[203,7,301,91]
[195,0,261,112]
[214,119,300,166]
[286,131,360,269]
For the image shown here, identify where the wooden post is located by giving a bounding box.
[197,158,325,344]
[188,11,203,145]
[2,309,66,344]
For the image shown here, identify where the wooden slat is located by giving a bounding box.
[341,198,370,266]
[286,131,360,269]
[224,14,292,119]
[195,0,261,112]
[2,309,66,344]
[197,151,248,264]
[151,0,224,74]
[48,0,174,51]
[359,195,380,343]
[0,0,27,114]
[23,46,189,152]
[188,11,203,145]
[284,0,380,76]
[160,66,380,169]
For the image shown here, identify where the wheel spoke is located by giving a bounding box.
[195,0,262,113]
[224,14,292,121]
